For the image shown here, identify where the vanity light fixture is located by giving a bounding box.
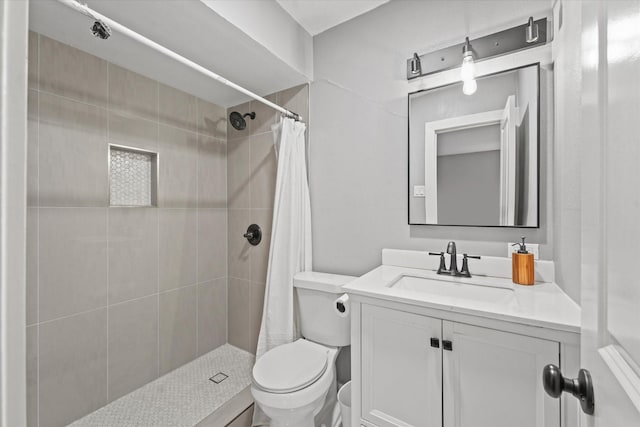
[406,16,548,80]
[410,52,422,75]
[526,16,539,43]
[460,37,477,95]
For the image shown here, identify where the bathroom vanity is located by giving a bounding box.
[344,249,581,427]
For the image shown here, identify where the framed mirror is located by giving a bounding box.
[408,63,539,227]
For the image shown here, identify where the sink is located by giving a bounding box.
[388,274,515,305]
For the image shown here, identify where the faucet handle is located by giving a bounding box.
[460,253,481,277]
[428,252,447,274]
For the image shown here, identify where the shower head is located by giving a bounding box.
[229,111,256,131]
[91,20,111,39]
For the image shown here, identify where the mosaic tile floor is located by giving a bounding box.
[70,344,255,427]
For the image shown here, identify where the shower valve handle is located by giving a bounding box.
[243,224,262,246]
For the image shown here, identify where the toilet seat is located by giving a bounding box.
[253,339,329,394]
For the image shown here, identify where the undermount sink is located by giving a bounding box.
[388,274,515,305]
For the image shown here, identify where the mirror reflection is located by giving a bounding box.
[408,64,539,227]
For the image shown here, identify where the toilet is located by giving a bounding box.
[251,272,355,427]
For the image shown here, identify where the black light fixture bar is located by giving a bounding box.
[406,17,548,80]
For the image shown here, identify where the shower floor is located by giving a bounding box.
[70,344,255,427]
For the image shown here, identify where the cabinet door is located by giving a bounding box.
[361,305,442,427]
[442,321,559,427]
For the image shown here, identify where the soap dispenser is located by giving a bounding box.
[512,236,534,285]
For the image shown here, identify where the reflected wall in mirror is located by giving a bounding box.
[409,64,539,227]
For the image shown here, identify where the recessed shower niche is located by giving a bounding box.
[109,144,158,207]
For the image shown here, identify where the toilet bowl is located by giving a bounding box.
[250,272,355,427]
[251,339,339,427]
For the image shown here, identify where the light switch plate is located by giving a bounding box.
[413,185,425,197]
[508,242,539,259]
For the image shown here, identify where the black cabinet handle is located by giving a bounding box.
[430,338,440,348]
[542,364,595,415]
[443,340,453,351]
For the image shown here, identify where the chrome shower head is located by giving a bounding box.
[229,111,256,131]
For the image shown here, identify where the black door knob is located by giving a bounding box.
[542,364,595,415]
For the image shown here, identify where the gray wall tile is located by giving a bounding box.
[39,208,108,322]
[197,279,227,355]
[28,31,38,89]
[159,84,197,131]
[27,89,38,207]
[250,94,277,135]
[158,209,197,291]
[157,125,198,208]
[27,208,38,326]
[109,208,158,304]
[250,210,272,285]
[39,35,107,105]
[38,92,108,207]
[39,309,108,427]
[198,134,227,209]
[159,286,197,375]
[108,295,159,401]
[227,209,251,281]
[248,282,265,354]
[197,99,227,139]
[250,133,277,210]
[108,64,158,121]
[227,278,251,353]
[27,326,37,427]
[108,111,158,152]
[277,84,309,123]
[198,209,227,282]
[227,137,251,209]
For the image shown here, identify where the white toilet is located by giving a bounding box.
[251,272,354,427]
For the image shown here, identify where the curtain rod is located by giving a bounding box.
[56,0,303,121]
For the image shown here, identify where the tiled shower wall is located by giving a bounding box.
[26,32,228,427]
[226,84,309,354]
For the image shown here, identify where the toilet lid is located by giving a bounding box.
[253,340,329,394]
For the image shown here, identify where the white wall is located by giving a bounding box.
[309,0,554,278]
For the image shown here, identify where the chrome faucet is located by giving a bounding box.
[429,241,481,277]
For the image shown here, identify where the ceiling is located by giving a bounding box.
[28,0,389,108]
[29,0,309,107]
[276,0,390,35]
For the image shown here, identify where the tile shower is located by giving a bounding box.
[26,30,308,427]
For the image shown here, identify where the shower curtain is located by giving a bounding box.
[253,117,312,426]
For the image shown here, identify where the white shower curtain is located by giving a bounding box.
[253,117,312,426]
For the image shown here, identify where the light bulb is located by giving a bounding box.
[463,79,477,95]
[461,51,475,82]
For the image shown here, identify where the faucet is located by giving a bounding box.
[446,241,458,276]
[429,241,481,277]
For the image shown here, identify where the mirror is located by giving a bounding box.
[408,64,539,227]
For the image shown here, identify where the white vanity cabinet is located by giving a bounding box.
[357,304,567,427]
[361,305,443,427]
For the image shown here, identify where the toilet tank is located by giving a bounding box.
[294,272,356,347]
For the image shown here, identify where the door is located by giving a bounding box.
[499,95,518,226]
[361,305,442,427]
[579,1,640,425]
[442,321,559,427]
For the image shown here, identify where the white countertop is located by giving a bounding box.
[343,264,581,334]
